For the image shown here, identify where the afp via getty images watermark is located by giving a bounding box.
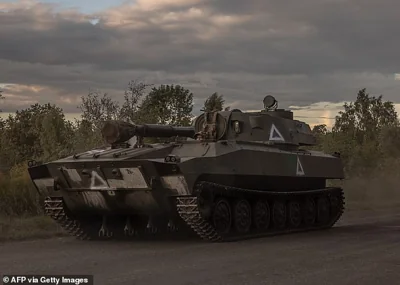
[2,275,93,285]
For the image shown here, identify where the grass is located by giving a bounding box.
[0,165,67,242]
[0,165,43,217]
[0,215,66,242]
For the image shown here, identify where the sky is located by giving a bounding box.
[1,0,400,128]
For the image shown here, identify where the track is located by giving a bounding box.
[44,197,91,240]
[44,197,186,240]
[175,181,344,242]
[43,181,344,242]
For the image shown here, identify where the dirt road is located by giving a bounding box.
[1,209,400,285]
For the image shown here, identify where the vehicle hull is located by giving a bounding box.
[28,141,345,242]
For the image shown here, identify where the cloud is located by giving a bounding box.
[0,0,400,126]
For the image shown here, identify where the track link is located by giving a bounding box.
[176,181,345,242]
[174,196,222,242]
[44,197,91,240]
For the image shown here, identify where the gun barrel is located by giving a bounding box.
[102,120,195,144]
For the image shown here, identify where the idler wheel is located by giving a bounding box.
[317,196,330,224]
[272,200,287,229]
[288,201,302,228]
[302,198,316,226]
[233,199,252,233]
[252,200,270,230]
[212,198,232,234]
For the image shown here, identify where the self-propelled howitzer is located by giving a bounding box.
[27,95,345,242]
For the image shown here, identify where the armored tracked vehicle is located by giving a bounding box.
[27,95,345,242]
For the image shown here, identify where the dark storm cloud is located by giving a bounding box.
[0,0,399,116]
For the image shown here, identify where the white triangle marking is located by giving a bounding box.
[269,124,285,141]
[90,171,109,189]
[296,156,305,176]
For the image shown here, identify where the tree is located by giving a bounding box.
[202,92,225,112]
[378,125,400,159]
[138,84,193,126]
[332,88,398,142]
[78,89,120,130]
[330,88,399,173]
[0,103,74,165]
[312,124,328,135]
[38,107,75,161]
[119,80,152,123]
[72,119,103,153]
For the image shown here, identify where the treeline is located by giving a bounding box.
[0,82,399,217]
[310,88,400,177]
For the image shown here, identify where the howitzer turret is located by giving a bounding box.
[101,120,196,144]
[27,94,345,243]
[192,95,317,147]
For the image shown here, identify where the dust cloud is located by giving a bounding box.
[340,172,400,212]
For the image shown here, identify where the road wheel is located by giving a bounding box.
[233,199,252,233]
[272,200,287,229]
[253,200,270,230]
[303,198,316,226]
[288,200,302,228]
[213,198,232,235]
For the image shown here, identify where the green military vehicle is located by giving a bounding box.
[27,95,345,242]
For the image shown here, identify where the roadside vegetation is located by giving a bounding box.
[0,83,399,241]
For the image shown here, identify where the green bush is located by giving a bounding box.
[0,164,43,217]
